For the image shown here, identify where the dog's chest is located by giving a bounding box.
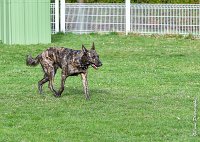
[67,58,86,76]
[57,49,87,76]
[67,64,86,76]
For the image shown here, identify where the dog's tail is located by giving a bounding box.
[26,54,41,67]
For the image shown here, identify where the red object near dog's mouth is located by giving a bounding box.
[91,64,98,69]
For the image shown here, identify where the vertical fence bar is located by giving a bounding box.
[178,6,180,34]
[0,0,2,41]
[196,6,198,35]
[199,6,200,36]
[198,6,200,37]
[86,6,89,33]
[108,6,111,31]
[60,0,65,32]
[160,6,163,34]
[116,5,119,31]
[95,5,98,32]
[144,5,146,33]
[181,6,184,34]
[125,0,130,35]
[54,0,59,33]
[71,5,76,32]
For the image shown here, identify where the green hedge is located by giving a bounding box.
[64,0,200,3]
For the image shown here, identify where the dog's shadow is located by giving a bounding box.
[62,87,109,97]
[38,84,109,98]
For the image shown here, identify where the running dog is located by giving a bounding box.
[26,43,102,100]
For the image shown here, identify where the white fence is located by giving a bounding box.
[50,2,200,36]
[131,4,200,36]
[65,4,126,33]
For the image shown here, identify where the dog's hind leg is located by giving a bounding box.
[42,63,58,97]
[38,64,58,94]
[81,72,90,100]
[38,74,49,94]
[57,67,68,97]
[48,69,59,97]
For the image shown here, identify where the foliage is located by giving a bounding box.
[1,33,200,141]
[64,0,200,3]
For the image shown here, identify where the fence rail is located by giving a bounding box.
[50,2,200,37]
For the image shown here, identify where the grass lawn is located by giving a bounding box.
[0,33,200,141]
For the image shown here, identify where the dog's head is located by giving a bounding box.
[81,42,102,69]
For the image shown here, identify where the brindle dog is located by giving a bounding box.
[26,43,102,100]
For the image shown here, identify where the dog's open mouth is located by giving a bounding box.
[91,64,98,69]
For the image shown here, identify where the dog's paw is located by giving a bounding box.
[54,93,61,98]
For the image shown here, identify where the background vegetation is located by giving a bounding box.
[62,0,200,4]
[0,33,200,141]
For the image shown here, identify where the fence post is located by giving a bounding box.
[60,0,65,33]
[125,0,130,35]
[55,0,59,33]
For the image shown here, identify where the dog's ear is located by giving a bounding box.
[82,44,88,53]
[91,42,95,50]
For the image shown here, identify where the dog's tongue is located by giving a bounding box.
[91,64,98,69]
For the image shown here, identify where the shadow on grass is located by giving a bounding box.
[38,86,109,99]
[62,87,109,98]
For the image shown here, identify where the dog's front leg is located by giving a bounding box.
[81,72,90,100]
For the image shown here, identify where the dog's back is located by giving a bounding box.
[27,47,78,67]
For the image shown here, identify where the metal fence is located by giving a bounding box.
[50,2,200,36]
[65,4,126,33]
[131,4,200,36]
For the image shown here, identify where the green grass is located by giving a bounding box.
[1,33,200,141]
